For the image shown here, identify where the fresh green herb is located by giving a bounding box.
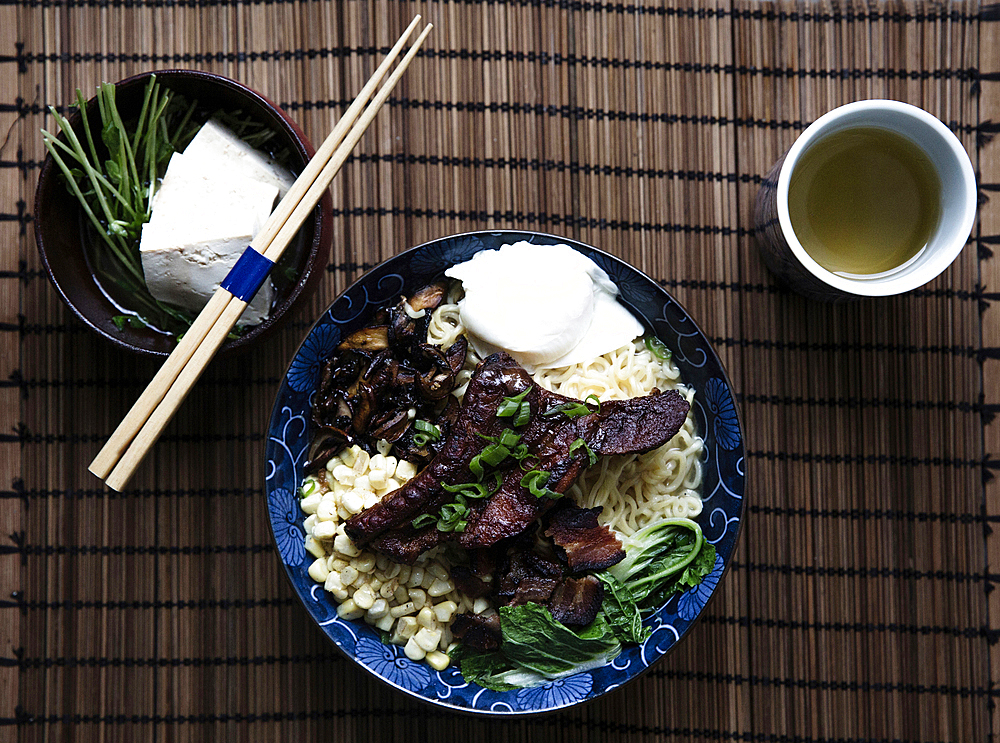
[569,437,597,466]
[40,76,202,334]
[607,518,715,608]
[644,335,673,361]
[596,572,650,644]
[412,419,442,447]
[542,393,601,419]
[497,386,532,426]
[520,469,561,500]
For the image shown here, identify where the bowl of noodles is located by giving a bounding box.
[265,230,745,714]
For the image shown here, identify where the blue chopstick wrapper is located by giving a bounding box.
[220,246,275,301]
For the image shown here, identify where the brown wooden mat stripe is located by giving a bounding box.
[0,0,995,740]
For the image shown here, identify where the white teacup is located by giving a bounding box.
[753,100,977,301]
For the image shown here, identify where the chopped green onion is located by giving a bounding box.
[569,438,598,466]
[470,442,512,479]
[497,386,532,426]
[412,419,442,448]
[520,469,562,499]
[299,477,321,499]
[412,513,438,530]
[542,394,600,419]
[644,335,673,361]
[498,429,521,448]
[414,419,442,438]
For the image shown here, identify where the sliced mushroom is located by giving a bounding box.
[338,325,390,352]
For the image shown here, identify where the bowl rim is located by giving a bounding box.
[265,229,747,716]
[33,68,332,357]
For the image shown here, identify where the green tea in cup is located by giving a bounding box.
[752,100,977,301]
[787,126,942,277]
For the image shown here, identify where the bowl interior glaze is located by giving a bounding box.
[34,69,332,357]
[265,230,745,715]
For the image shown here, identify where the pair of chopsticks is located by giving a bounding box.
[89,16,432,492]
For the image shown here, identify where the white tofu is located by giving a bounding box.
[140,152,279,326]
[180,118,295,198]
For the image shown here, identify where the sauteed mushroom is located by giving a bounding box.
[307,280,460,472]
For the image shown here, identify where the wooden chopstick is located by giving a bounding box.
[90,19,432,490]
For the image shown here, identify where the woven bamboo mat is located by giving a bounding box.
[1,0,998,740]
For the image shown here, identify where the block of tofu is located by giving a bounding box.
[180,118,295,198]
[140,152,280,326]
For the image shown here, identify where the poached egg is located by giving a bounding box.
[444,241,644,371]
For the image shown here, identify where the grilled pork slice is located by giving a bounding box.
[543,504,625,573]
[344,352,689,561]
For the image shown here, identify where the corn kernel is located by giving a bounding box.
[381,478,401,494]
[340,446,358,466]
[304,536,325,560]
[332,464,356,486]
[368,469,387,489]
[420,571,434,590]
[353,474,371,492]
[393,586,410,604]
[433,601,457,623]
[340,565,359,587]
[408,568,424,588]
[396,565,411,584]
[396,616,419,640]
[312,521,337,540]
[334,534,360,558]
[408,588,427,609]
[376,554,391,572]
[352,554,376,574]
[367,598,389,619]
[337,599,364,620]
[370,453,387,472]
[316,499,338,521]
[403,637,426,661]
[375,613,395,632]
[473,597,490,615]
[324,572,344,593]
[414,627,442,652]
[303,514,318,533]
[389,602,416,619]
[352,449,370,474]
[396,460,417,481]
[383,457,398,478]
[426,651,450,671]
[427,578,452,597]
[379,580,398,600]
[300,493,322,514]
[341,489,365,515]
[353,585,375,610]
[417,606,436,628]
[308,557,330,583]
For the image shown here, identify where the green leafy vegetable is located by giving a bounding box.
[597,572,650,644]
[499,603,621,677]
[607,518,713,607]
[457,604,622,691]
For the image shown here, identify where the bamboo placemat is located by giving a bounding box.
[1,0,998,740]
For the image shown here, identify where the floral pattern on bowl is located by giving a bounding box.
[265,230,746,715]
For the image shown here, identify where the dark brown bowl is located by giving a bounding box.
[34,69,333,357]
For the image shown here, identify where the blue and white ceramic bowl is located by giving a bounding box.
[265,230,745,715]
